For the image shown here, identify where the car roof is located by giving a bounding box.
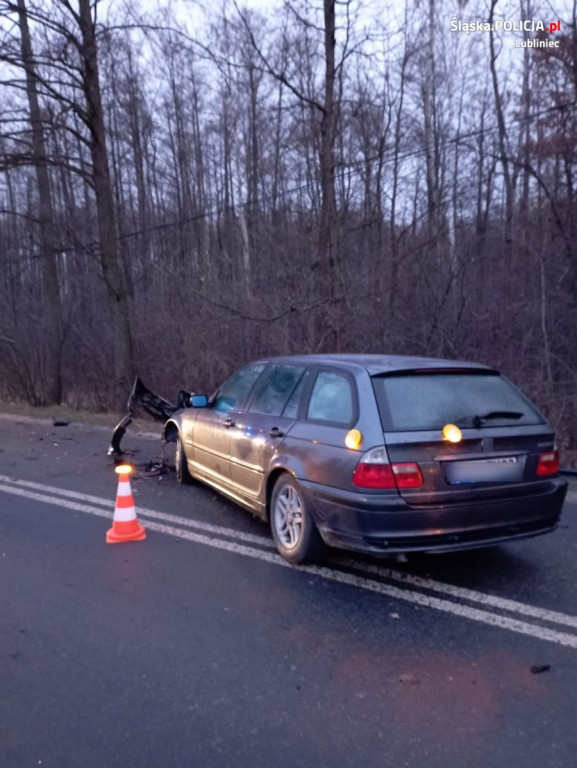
[254,354,495,377]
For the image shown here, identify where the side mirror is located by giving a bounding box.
[190,394,209,408]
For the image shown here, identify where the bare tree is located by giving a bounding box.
[15,0,63,404]
[0,0,575,460]
[489,0,515,242]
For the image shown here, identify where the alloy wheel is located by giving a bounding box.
[273,484,304,550]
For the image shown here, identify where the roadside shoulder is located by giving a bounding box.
[0,409,160,440]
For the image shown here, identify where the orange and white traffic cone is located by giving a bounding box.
[106,464,147,544]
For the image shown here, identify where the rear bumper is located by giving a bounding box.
[301,478,568,555]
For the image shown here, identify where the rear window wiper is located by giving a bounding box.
[472,411,524,428]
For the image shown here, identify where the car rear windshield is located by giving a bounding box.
[371,372,544,432]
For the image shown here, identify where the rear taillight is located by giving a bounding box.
[352,446,423,490]
[392,462,424,489]
[353,446,396,488]
[537,449,560,476]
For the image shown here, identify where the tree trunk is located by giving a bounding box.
[422,0,443,256]
[77,0,134,400]
[489,0,514,242]
[317,0,339,347]
[319,0,338,297]
[17,0,62,404]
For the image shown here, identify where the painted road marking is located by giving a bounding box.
[332,556,577,629]
[1,477,577,648]
[1,474,575,630]
[0,474,272,548]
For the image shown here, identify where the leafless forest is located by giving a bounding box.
[0,0,575,458]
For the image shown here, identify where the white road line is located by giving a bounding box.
[2,480,577,649]
[142,518,577,649]
[0,474,272,548]
[2,474,576,628]
[0,483,113,520]
[333,557,577,630]
[2,474,575,630]
[0,474,115,506]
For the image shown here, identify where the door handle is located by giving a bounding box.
[223,417,236,428]
[268,426,284,438]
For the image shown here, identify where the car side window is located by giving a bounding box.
[213,364,266,412]
[282,369,311,419]
[307,370,354,425]
[248,365,305,416]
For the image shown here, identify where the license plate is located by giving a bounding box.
[444,456,522,485]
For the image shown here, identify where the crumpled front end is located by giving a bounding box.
[108,377,180,459]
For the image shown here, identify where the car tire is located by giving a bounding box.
[175,434,193,484]
[270,474,323,565]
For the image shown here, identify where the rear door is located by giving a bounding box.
[371,370,556,504]
[283,367,361,489]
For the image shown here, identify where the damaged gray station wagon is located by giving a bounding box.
[162,354,567,564]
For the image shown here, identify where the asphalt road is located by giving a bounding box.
[1,414,576,768]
